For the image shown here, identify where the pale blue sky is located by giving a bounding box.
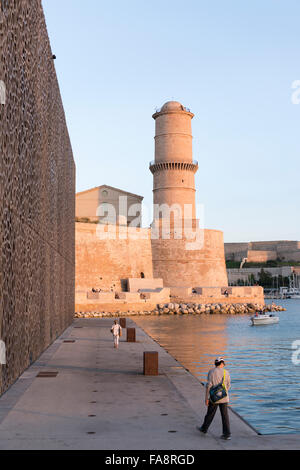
[42,0,300,242]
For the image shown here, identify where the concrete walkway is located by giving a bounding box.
[0,318,299,450]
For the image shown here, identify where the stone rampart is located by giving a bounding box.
[247,250,277,262]
[225,241,300,262]
[76,223,153,294]
[152,228,228,287]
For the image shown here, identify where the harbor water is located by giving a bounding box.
[135,299,300,435]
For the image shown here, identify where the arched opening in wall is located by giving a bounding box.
[121,279,128,292]
[140,272,145,278]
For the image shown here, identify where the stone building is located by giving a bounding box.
[75,101,264,309]
[0,1,75,395]
[76,185,143,226]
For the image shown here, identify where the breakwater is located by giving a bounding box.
[75,302,285,318]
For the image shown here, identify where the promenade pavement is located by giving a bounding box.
[0,317,299,450]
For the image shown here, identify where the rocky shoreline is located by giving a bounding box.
[75,302,286,318]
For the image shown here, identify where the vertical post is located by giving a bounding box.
[143,351,158,376]
[126,328,136,342]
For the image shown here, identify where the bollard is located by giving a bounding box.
[143,351,158,376]
[126,327,136,342]
[120,318,126,328]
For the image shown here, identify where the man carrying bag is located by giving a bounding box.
[197,357,231,440]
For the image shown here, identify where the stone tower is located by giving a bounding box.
[150,101,198,220]
[150,101,228,288]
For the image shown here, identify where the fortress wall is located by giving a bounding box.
[76,223,153,293]
[276,242,300,260]
[249,241,277,251]
[0,1,75,394]
[247,250,277,262]
[250,241,299,251]
[152,229,228,287]
[279,251,300,262]
[225,241,300,262]
[224,243,248,260]
[249,241,300,256]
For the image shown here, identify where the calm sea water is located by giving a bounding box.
[135,300,300,435]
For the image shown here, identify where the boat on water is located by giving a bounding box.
[251,313,279,325]
[280,279,300,299]
[284,288,300,299]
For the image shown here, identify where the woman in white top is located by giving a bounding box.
[111,320,122,349]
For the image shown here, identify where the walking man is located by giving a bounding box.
[197,357,231,440]
[110,320,122,349]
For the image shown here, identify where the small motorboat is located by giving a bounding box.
[251,313,279,325]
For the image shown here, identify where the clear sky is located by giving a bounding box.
[42,0,300,242]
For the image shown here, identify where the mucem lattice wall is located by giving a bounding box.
[0,0,75,394]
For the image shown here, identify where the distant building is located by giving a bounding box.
[225,241,300,263]
[76,185,143,227]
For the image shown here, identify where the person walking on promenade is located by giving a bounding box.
[110,320,122,349]
[197,357,231,440]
